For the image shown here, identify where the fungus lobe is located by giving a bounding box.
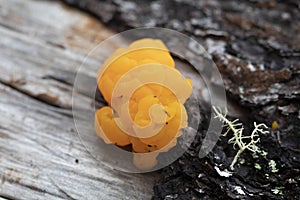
[95,38,192,169]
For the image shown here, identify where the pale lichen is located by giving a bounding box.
[271,187,284,195]
[268,160,279,173]
[213,106,269,170]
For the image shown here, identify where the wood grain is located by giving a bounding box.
[0,0,158,199]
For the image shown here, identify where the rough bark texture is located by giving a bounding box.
[61,0,300,199]
[0,0,158,199]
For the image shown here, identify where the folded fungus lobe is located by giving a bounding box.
[95,38,192,169]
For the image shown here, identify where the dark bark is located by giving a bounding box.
[62,0,300,199]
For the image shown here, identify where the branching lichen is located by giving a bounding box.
[213,106,269,170]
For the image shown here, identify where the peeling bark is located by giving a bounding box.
[62,0,300,199]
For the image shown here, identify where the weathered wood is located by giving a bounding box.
[0,0,158,199]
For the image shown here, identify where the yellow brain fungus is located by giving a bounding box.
[95,38,192,169]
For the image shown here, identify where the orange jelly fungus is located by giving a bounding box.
[95,38,193,169]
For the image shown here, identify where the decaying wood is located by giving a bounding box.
[0,0,158,199]
[62,0,300,199]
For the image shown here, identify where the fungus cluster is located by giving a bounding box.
[95,38,192,169]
